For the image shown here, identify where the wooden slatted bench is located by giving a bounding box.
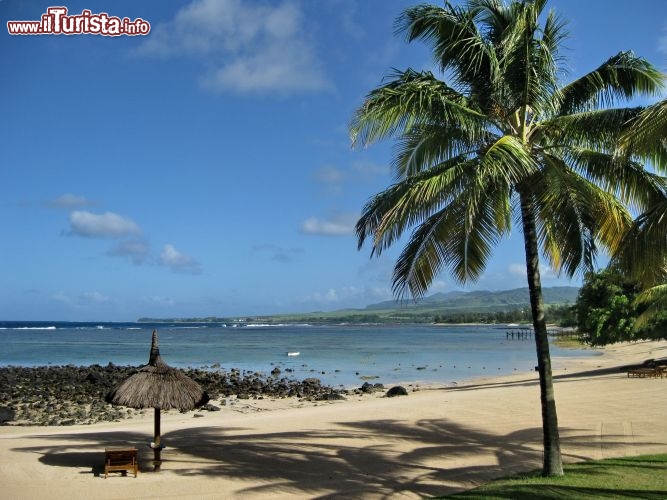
[104,447,138,478]
[627,367,665,378]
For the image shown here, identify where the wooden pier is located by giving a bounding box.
[505,327,578,340]
[506,329,532,340]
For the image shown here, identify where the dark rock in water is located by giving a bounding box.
[85,372,106,385]
[271,367,281,376]
[0,364,344,426]
[360,382,374,393]
[0,406,15,424]
[386,386,408,397]
[360,382,385,393]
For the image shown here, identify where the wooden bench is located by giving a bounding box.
[104,447,138,478]
[627,367,665,378]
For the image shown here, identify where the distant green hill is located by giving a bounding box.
[365,286,578,312]
[140,286,579,325]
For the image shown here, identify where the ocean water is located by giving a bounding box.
[0,321,595,388]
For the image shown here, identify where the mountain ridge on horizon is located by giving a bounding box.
[362,286,579,312]
[137,286,580,323]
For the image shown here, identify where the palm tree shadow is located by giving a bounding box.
[39,451,105,476]
[12,419,641,497]
[20,430,149,477]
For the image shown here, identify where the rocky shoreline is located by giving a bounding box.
[0,364,388,426]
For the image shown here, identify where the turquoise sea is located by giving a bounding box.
[0,321,596,388]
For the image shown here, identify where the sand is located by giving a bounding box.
[2,340,667,499]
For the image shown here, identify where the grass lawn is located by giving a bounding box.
[444,454,667,499]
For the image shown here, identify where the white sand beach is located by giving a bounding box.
[2,340,667,499]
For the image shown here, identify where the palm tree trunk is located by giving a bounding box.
[519,192,564,476]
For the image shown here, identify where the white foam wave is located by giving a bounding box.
[245,323,312,328]
[11,326,57,330]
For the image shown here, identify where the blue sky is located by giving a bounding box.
[2,0,667,321]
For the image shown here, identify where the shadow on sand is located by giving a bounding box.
[13,414,651,498]
[444,360,654,394]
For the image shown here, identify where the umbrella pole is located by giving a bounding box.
[153,407,162,471]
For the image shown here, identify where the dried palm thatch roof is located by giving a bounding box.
[106,330,209,411]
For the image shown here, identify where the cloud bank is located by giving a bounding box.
[68,211,141,238]
[136,0,330,94]
[47,194,95,209]
[159,244,202,274]
[300,213,357,236]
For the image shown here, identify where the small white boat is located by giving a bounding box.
[286,351,300,357]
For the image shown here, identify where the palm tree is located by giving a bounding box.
[614,99,667,327]
[350,0,664,476]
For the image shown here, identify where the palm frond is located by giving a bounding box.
[558,51,664,115]
[396,3,498,108]
[392,180,512,298]
[491,0,561,119]
[350,69,488,148]
[533,156,632,277]
[391,121,491,180]
[564,148,667,211]
[355,155,476,254]
[634,284,667,329]
[613,197,667,286]
[619,99,667,172]
[481,134,538,184]
[537,107,643,151]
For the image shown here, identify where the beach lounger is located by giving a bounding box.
[104,447,138,478]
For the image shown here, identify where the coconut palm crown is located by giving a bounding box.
[351,0,665,476]
[613,99,667,326]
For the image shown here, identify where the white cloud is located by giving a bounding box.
[52,291,113,308]
[80,291,111,303]
[252,244,303,263]
[314,165,346,185]
[143,296,176,307]
[300,212,357,236]
[351,161,389,178]
[159,244,202,274]
[136,0,331,94]
[508,262,558,279]
[107,239,151,265]
[52,291,74,306]
[428,280,450,293]
[313,162,388,187]
[202,43,330,94]
[47,193,95,209]
[305,285,392,308]
[540,264,558,279]
[332,0,364,39]
[508,263,525,277]
[311,288,339,304]
[68,211,141,238]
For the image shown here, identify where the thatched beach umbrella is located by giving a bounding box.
[106,329,209,471]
